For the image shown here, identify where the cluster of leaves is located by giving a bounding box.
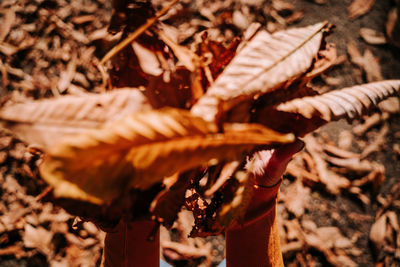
[0,0,399,235]
[0,0,111,98]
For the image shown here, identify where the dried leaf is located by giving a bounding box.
[359,28,386,45]
[131,42,163,76]
[217,169,255,227]
[161,240,211,262]
[370,213,388,250]
[204,161,240,197]
[0,245,26,258]
[158,30,197,72]
[57,52,77,93]
[0,89,151,148]
[192,22,329,122]
[40,108,294,204]
[276,80,400,123]
[304,43,337,80]
[386,7,400,47]
[282,179,310,217]
[363,49,383,82]
[348,0,375,20]
[379,97,400,114]
[360,123,389,158]
[23,224,53,255]
[305,226,356,267]
[352,113,387,136]
[150,170,197,227]
[0,8,16,43]
[257,80,399,137]
[304,135,350,194]
[347,41,364,68]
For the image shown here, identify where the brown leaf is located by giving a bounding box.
[0,42,19,56]
[131,42,163,76]
[0,8,16,43]
[370,212,389,251]
[158,29,197,72]
[359,28,387,45]
[363,49,383,82]
[191,22,329,122]
[204,161,240,197]
[0,89,151,148]
[40,108,294,204]
[0,245,26,258]
[161,240,211,262]
[304,43,337,81]
[304,135,350,194]
[217,169,255,227]
[347,42,383,83]
[386,7,400,47]
[305,226,356,267]
[348,0,375,20]
[379,97,400,114]
[352,113,388,136]
[23,224,53,255]
[282,179,310,217]
[57,52,77,93]
[347,41,364,68]
[150,170,198,227]
[360,123,389,158]
[276,80,400,123]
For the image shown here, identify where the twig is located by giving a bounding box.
[100,0,180,66]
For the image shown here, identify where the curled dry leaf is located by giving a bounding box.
[386,7,400,47]
[370,212,390,251]
[304,42,337,81]
[23,224,53,256]
[359,28,386,45]
[40,108,294,204]
[0,89,151,148]
[360,123,389,158]
[347,40,364,68]
[363,49,383,82]
[379,97,400,114]
[256,80,400,137]
[352,113,388,136]
[348,0,375,20]
[304,226,356,267]
[304,135,350,195]
[347,42,383,83]
[0,8,16,43]
[191,22,329,122]
[276,80,400,127]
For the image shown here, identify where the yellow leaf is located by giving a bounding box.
[40,108,294,204]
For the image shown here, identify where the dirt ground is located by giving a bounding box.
[0,0,399,266]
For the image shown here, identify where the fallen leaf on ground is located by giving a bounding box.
[361,123,389,158]
[348,0,375,20]
[386,7,400,47]
[23,224,53,256]
[363,49,383,82]
[359,28,386,45]
[281,179,310,217]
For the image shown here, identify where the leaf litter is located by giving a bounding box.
[0,0,399,266]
